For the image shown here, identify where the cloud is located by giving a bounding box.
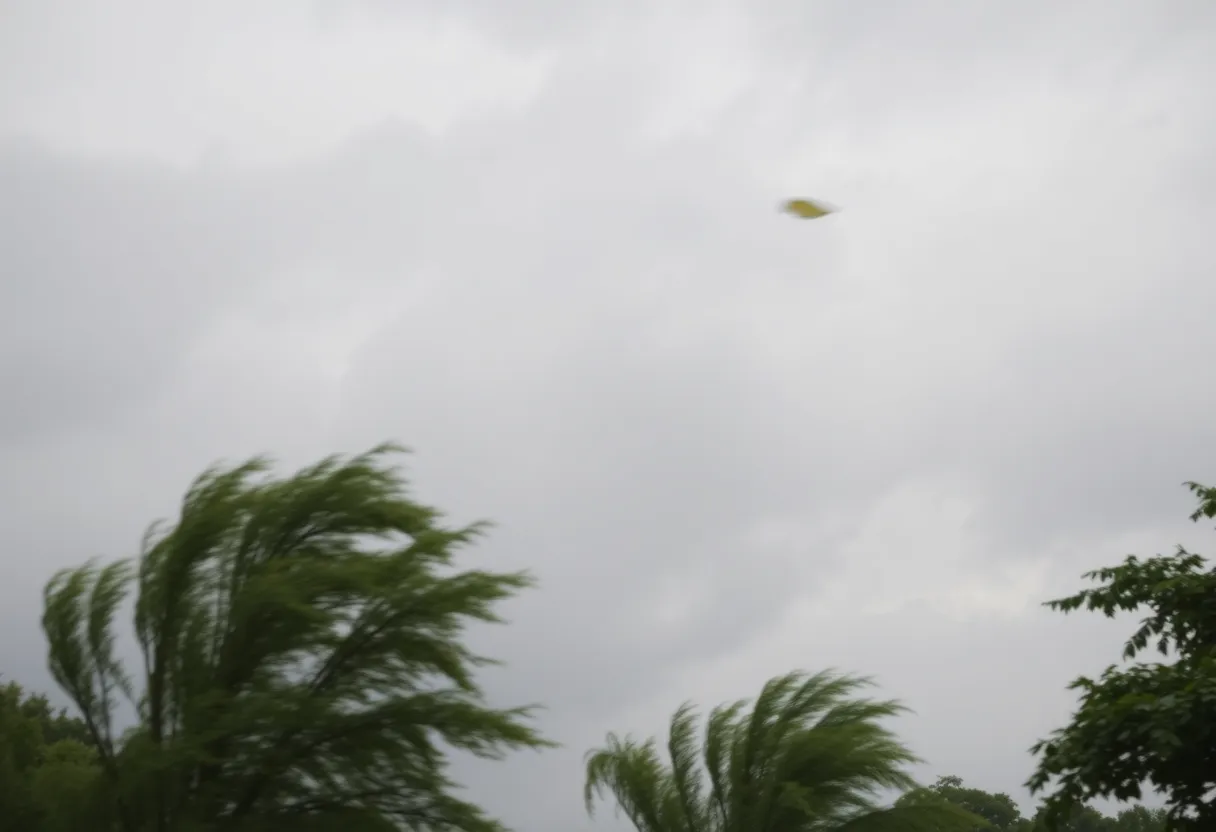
[0,144,270,438]
[1,1,1215,829]
[0,0,553,164]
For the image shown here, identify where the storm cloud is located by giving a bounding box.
[2,0,1215,827]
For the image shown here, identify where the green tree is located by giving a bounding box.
[30,737,108,832]
[3,680,95,747]
[584,669,980,832]
[897,775,1025,829]
[1109,806,1168,832]
[41,444,553,832]
[1028,804,1115,832]
[0,680,45,829]
[0,679,103,830]
[1027,481,1216,829]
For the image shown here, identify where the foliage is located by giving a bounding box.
[8,441,1196,831]
[1028,804,1122,832]
[584,669,982,832]
[896,777,1167,832]
[1108,806,1170,832]
[41,443,553,832]
[0,679,104,831]
[1025,803,1168,832]
[1027,482,1216,829]
[896,775,1025,829]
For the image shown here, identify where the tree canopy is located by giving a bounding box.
[0,441,1194,831]
[585,670,980,832]
[40,443,553,832]
[0,678,104,831]
[1027,482,1216,829]
[896,775,1026,830]
[897,776,1169,832]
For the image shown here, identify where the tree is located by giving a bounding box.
[1028,804,1116,832]
[1109,806,1169,832]
[3,680,95,747]
[584,669,981,832]
[0,679,104,831]
[30,737,108,832]
[897,775,1025,829]
[0,680,46,829]
[895,777,1168,832]
[41,444,553,832]
[1027,481,1216,829]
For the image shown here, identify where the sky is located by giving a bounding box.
[2,0,1216,826]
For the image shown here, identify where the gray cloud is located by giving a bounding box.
[1,1,1214,830]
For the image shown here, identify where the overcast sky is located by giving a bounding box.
[3,0,1216,826]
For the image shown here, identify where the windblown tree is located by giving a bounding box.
[584,670,980,832]
[42,444,552,832]
[1027,482,1216,830]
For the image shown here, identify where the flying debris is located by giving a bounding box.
[782,198,836,219]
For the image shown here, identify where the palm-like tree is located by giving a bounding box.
[42,444,552,832]
[585,670,978,832]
